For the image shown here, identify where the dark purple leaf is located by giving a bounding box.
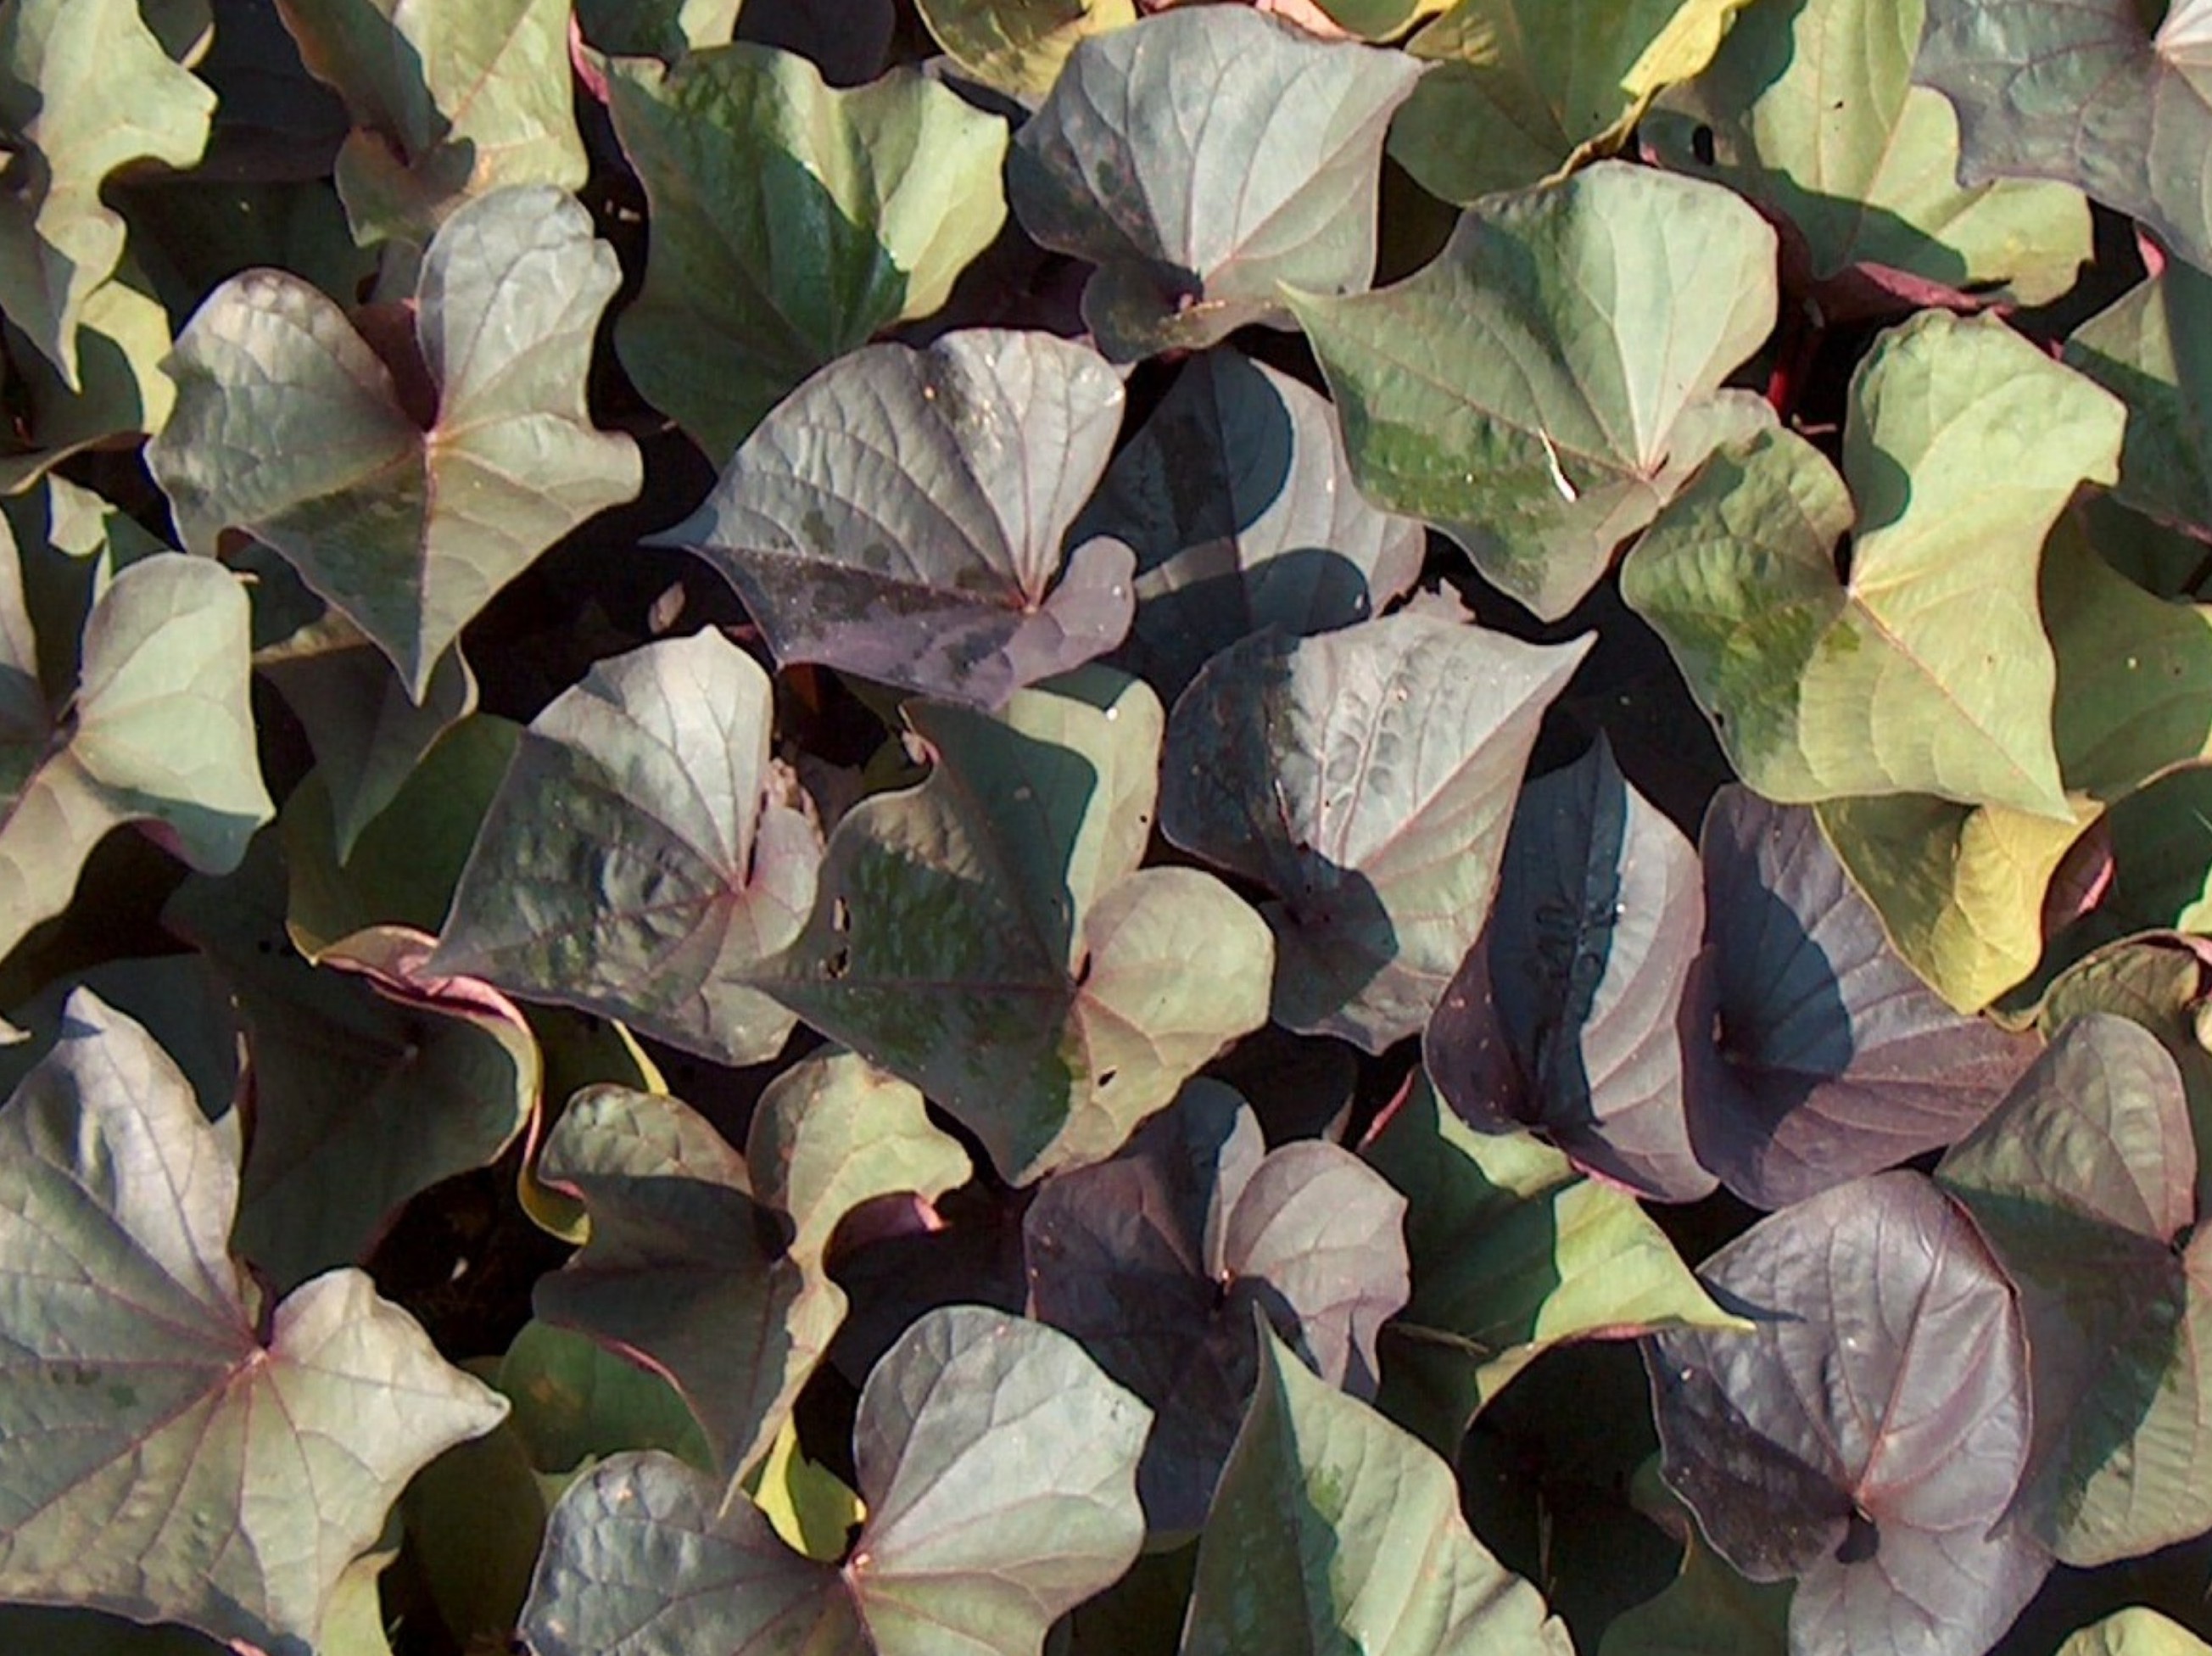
[653,329,1137,710]
[1074,347,1423,698]
[1685,787,2038,1208]
[1647,1171,2048,1656]
[1424,734,1712,1201]
[1024,1078,1407,1533]
[1160,612,1590,1052]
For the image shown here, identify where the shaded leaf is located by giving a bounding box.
[0,0,212,385]
[575,0,744,56]
[1600,1478,1791,1656]
[1644,0,2089,313]
[433,630,822,1067]
[744,1046,973,1265]
[769,668,1274,1185]
[1425,733,1712,1201]
[0,991,506,1654]
[1162,611,1589,1051]
[0,273,179,492]
[1291,161,1777,621]
[521,1306,1151,1656]
[281,712,521,957]
[606,43,1009,460]
[275,0,585,244]
[916,0,1136,105]
[256,606,478,864]
[0,545,271,969]
[497,1318,712,1478]
[532,1084,841,1484]
[1181,1322,1572,1655]
[1389,0,1756,204]
[1025,1078,1409,1533]
[1938,1015,2212,1566]
[147,184,643,698]
[1647,1171,2048,1656]
[1919,0,2212,277]
[2067,259,2212,535]
[655,329,1134,709]
[166,854,537,1291]
[1624,310,2120,817]
[1363,1076,1740,1452]
[1074,347,1423,698]
[1685,787,2036,1208]
[1008,6,1421,361]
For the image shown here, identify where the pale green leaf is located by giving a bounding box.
[0,0,211,385]
[1180,1323,1572,1655]
[2067,259,2212,534]
[1624,310,2121,817]
[1644,0,2090,308]
[0,547,271,969]
[276,0,586,244]
[1291,161,1777,620]
[916,0,1135,106]
[744,1047,972,1264]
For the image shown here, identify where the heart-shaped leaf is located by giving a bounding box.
[531,1083,843,1485]
[433,629,823,1068]
[769,667,1274,1185]
[1008,5,1421,361]
[282,712,521,958]
[606,43,1009,460]
[0,0,212,386]
[655,329,1135,710]
[1624,309,2120,817]
[1425,733,1712,1201]
[745,1046,974,1266]
[255,601,478,864]
[1938,1015,2212,1566]
[1919,0,2212,276]
[165,848,539,1292]
[915,0,1136,105]
[0,271,180,493]
[1289,161,1778,621]
[1362,1075,1742,1452]
[2067,260,2212,536]
[275,0,585,245]
[520,1306,1151,1656]
[1810,503,2212,1014]
[0,542,271,970]
[1181,1321,1572,1655]
[1643,0,2090,313]
[0,991,507,1654]
[1388,0,1756,204]
[1161,611,1589,1052]
[1685,786,2037,1208]
[1646,1171,2048,1656]
[1074,347,1423,698]
[148,184,643,699]
[1025,1078,1408,1533]
[575,0,745,57]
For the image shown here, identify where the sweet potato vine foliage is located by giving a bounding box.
[15,0,2212,1652]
